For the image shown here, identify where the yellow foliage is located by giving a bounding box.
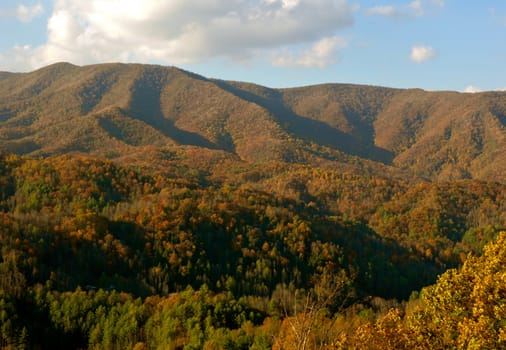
[407,231,506,349]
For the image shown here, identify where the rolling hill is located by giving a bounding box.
[0,62,505,182]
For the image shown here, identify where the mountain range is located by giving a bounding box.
[1,62,505,183]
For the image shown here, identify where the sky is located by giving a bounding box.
[0,0,505,92]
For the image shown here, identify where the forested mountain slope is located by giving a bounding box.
[0,152,504,348]
[0,62,505,182]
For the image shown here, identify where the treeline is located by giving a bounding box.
[0,152,505,348]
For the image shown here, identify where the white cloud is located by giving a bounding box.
[410,45,436,63]
[463,85,482,93]
[409,0,424,16]
[0,45,44,72]
[273,36,347,67]
[364,1,424,18]
[464,86,482,93]
[462,86,506,93]
[364,6,396,17]
[364,0,447,19]
[16,3,44,22]
[0,0,355,71]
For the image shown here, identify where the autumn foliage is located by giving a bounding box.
[0,150,504,348]
[1,62,506,349]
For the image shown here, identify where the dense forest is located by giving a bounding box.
[0,152,505,349]
[1,63,505,183]
[1,63,506,348]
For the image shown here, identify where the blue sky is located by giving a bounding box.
[0,1,505,92]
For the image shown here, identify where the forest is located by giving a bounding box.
[1,63,506,348]
[0,151,505,349]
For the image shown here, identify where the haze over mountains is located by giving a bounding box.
[0,62,505,182]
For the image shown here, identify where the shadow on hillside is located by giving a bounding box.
[3,140,40,155]
[129,74,217,149]
[0,113,13,122]
[495,113,506,128]
[213,80,393,164]
[331,220,441,299]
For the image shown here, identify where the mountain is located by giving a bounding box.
[0,62,505,182]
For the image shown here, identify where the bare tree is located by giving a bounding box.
[275,268,356,349]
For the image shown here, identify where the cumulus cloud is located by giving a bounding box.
[1,0,354,71]
[273,36,347,67]
[410,45,436,63]
[16,3,44,22]
[0,45,44,72]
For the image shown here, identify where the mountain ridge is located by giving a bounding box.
[0,62,505,182]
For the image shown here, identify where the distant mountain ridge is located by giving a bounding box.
[0,62,505,182]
